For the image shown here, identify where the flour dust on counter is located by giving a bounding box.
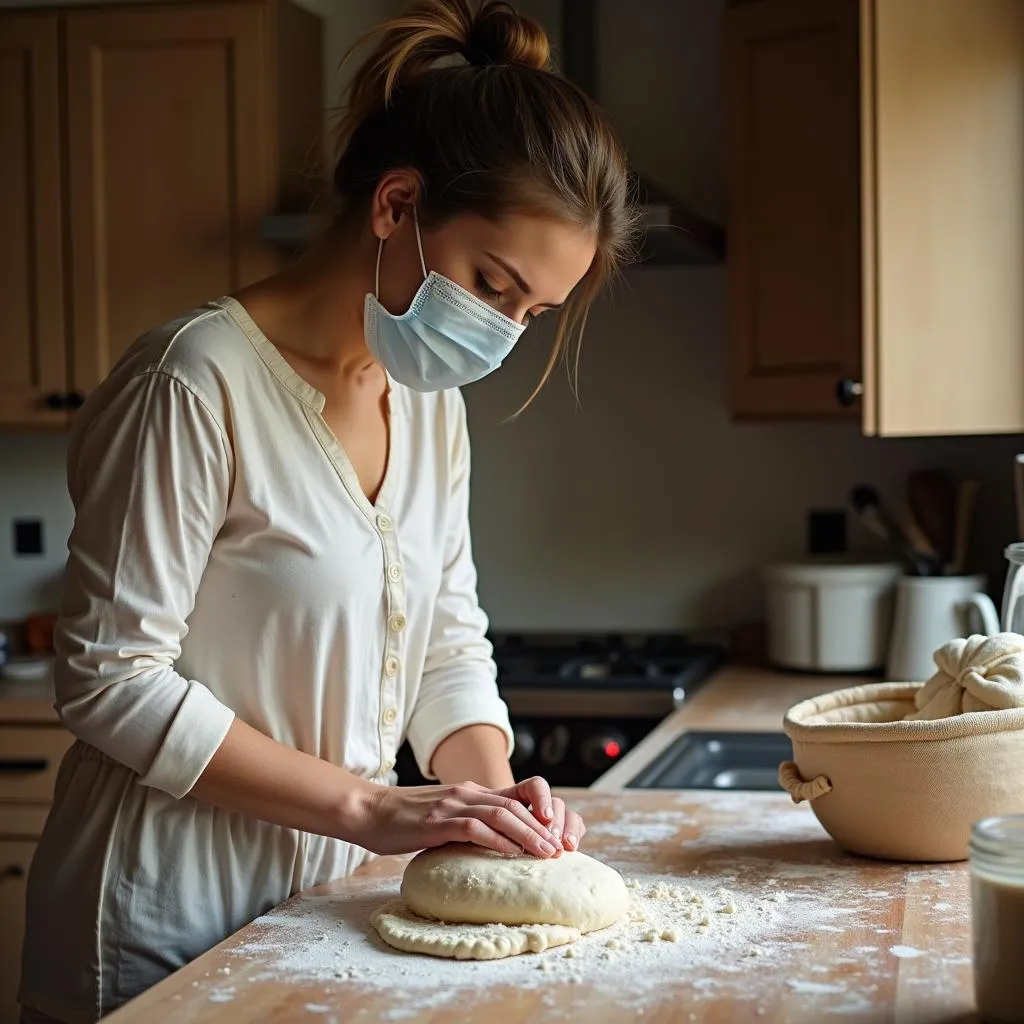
[202,793,971,1020]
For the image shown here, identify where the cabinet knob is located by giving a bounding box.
[66,391,85,410]
[0,864,25,884]
[836,378,864,407]
[510,725,536,766]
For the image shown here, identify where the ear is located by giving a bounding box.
[370,169,423,241]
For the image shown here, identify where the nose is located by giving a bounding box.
[508,303,533,327]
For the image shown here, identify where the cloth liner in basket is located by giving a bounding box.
[779,634,1024,862]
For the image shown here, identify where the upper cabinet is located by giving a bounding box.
[0,15,68,427]
[727,0,1024,436]
[0,0,322,428]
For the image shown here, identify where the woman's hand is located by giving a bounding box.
[508,775,586,853]
[352,776,586,858]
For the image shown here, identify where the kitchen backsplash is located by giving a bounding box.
[2,0,1021,629]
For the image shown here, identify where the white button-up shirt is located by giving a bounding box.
[54,296,513,799]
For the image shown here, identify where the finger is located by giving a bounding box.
[501,776,554,824]
[468,804,559,858]
[562,808,585,851]
[461,790,558,845]
[444,817,524,857]
[548,797,567,847]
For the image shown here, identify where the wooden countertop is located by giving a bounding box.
[104,789,977,1023]
[592,665,870,792]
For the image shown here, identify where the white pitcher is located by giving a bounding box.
[885,575,1000,681]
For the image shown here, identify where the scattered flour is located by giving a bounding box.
[890,945,924,959]
[787,980,847,995]
[210,796,970,1019]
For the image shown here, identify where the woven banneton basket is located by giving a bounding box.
[779,682,1024,862]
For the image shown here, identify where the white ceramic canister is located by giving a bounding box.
[763,560,903,673]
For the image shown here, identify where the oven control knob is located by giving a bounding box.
[539,725,571,766]
[581,731,629,771]
[511,725,536,765]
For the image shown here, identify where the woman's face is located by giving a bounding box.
[372,179,598,329]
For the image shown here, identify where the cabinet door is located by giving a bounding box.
[0,14,68,428]
[65,3,275,394]
[726,0,862,420]
[864,0,1024,436]
[0,840,34,1024]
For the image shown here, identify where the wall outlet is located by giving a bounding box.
[13,519,44,556]
[807,509,846,555]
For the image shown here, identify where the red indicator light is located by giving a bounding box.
[604,740,621,758]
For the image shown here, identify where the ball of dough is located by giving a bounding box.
[400,844,629,933]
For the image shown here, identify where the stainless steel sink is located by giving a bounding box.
[625,731,792,791]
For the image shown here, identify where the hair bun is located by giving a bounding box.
[466,1,550,70]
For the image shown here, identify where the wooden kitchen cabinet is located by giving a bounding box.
[0,15,69,428]
[727,0,1024,436]
[0,0,322,428]
[0,718,71,1024]
[0,839,35,1024]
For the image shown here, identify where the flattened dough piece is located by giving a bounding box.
[371,901,580,960]
[400,844,629,933]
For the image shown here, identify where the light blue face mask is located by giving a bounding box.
[363,210,527,392]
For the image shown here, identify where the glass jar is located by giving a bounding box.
[971,816,1024,1023]
[999,543,1024,633]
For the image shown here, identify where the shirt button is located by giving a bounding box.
[389,613,407,634]
[383,758,396,772]
[384,656,400,677]
[382,706,398,726]
[376,513,393,532]
[387,562,403,583]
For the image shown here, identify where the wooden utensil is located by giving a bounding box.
[897,505,936,557]
[907,470,956,565]
[849,485,935,575]
[947,479,979,576]
[849,484,893,543]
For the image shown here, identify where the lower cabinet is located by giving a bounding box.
[0,725,73,1024]
[0,839,35,1024]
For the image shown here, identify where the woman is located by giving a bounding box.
[19,1,636,1020]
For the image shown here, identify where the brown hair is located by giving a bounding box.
[332,0,639,406]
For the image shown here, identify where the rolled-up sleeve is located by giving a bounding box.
[405,394,513,779]
[54,369,236,799]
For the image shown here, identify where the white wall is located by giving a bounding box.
[1,0,1020,631]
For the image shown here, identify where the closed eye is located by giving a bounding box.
[475,270,538,325]
[475,271,502,301]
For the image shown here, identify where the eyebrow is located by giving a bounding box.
[483,251,563,309]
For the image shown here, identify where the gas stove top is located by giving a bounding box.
[394,632,726,788]
[490,632,724,695]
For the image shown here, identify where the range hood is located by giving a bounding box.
[260,3,725,266]
[560,0,725,267]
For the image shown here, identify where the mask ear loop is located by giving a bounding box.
[412,206,428,279]
[375,205,428,299]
